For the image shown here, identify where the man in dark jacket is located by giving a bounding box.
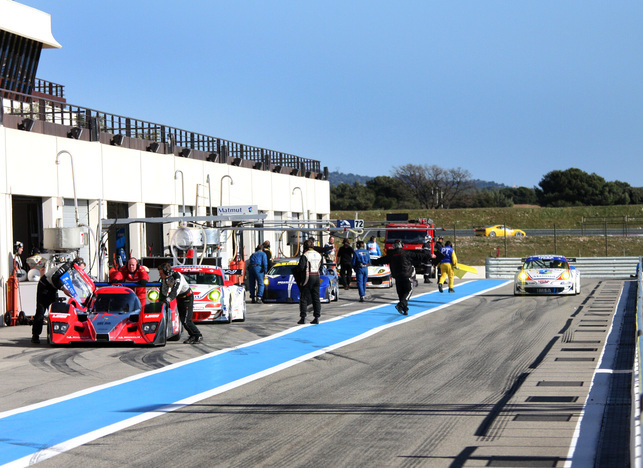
[432,236,444,282]
[337,239,354,290]
[372,240,433,315]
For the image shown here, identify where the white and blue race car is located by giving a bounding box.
[262,258,339,303]
[514,255,580,296]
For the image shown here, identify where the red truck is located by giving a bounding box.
[383,214,437,281]
[383,214,436,255]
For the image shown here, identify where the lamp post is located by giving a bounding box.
[220,175,233,205]
[206,174,212,217]
[55,150,79,226]
[174,170,185,215]
[292,187,304,221]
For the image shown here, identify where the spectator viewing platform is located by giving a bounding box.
[1,85,327,180]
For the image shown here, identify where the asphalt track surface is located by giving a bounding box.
[0,278,635,467]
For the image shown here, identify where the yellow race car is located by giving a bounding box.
[474,224,526,237]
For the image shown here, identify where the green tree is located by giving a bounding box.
[458,189,513,208]
[536,168,606,206]
[330,182,375,211]
[499,186,539,205]
[366,176,418,209]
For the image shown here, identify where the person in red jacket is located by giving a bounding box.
[119,257,149,305]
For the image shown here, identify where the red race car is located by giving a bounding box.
[47,264,182,346]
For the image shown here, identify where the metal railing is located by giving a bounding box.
[632,257,641,467]
[485,256,641,279]
[32,78,65,101]
[1,88,322,174]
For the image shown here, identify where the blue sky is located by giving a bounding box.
[21,1,643,188]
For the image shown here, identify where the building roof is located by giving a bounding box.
[0,0,61,48]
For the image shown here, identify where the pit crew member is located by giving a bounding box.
[158,263,202,344]
[372,240,433,315]
[119,257,149,305]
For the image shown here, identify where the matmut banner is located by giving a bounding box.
[216,205,258,216]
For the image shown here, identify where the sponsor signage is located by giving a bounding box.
[216,205,258,216]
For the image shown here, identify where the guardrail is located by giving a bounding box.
[485,256,640,279]
[632,257,641,467]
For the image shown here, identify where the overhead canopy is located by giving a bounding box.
[0,0,61,48]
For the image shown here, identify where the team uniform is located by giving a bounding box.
[366,240,381,256]
[297,248,323,323]
[118,263,149,305]
[352,248,371,301]
[438,245,458,293]
[246,249,268,303]
[372,246,431,315]
[159,269,202,343]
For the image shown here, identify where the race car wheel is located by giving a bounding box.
[166,307,182,341]
[46,324,60,347]
[515,232,525,237]
[168,322,183,341]
[333,285,339,301]
[489,232,496,237]
[153,318,167,347]
[239,306,246,322]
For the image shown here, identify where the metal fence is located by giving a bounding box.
[1,88,322,174]
[485,256,641,279]
[632,258,642,467]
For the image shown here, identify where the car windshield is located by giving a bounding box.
[385,230,427,244]
[181,272,224,286]
[93,293,141,313]
[524,259,568,269]
[269,264,295,276]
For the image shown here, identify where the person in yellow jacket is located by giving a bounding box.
[437,240,458,293]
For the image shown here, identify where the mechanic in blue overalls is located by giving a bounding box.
[352,240,371,302]
[246,245,268,303]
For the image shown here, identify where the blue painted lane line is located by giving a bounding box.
[0,279,509,466]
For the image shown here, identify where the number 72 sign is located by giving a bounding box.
[336,219,364,229]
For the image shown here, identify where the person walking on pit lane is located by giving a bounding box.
[247,245,268,303]
[295,238,323,324]
[372,240,433,315]
[438,240,458,293]
[352,240,371,302]
[366,236,381,256]
[337,239,354,290]
[157,263,202,344]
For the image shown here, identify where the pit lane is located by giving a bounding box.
[0,278,635,467]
